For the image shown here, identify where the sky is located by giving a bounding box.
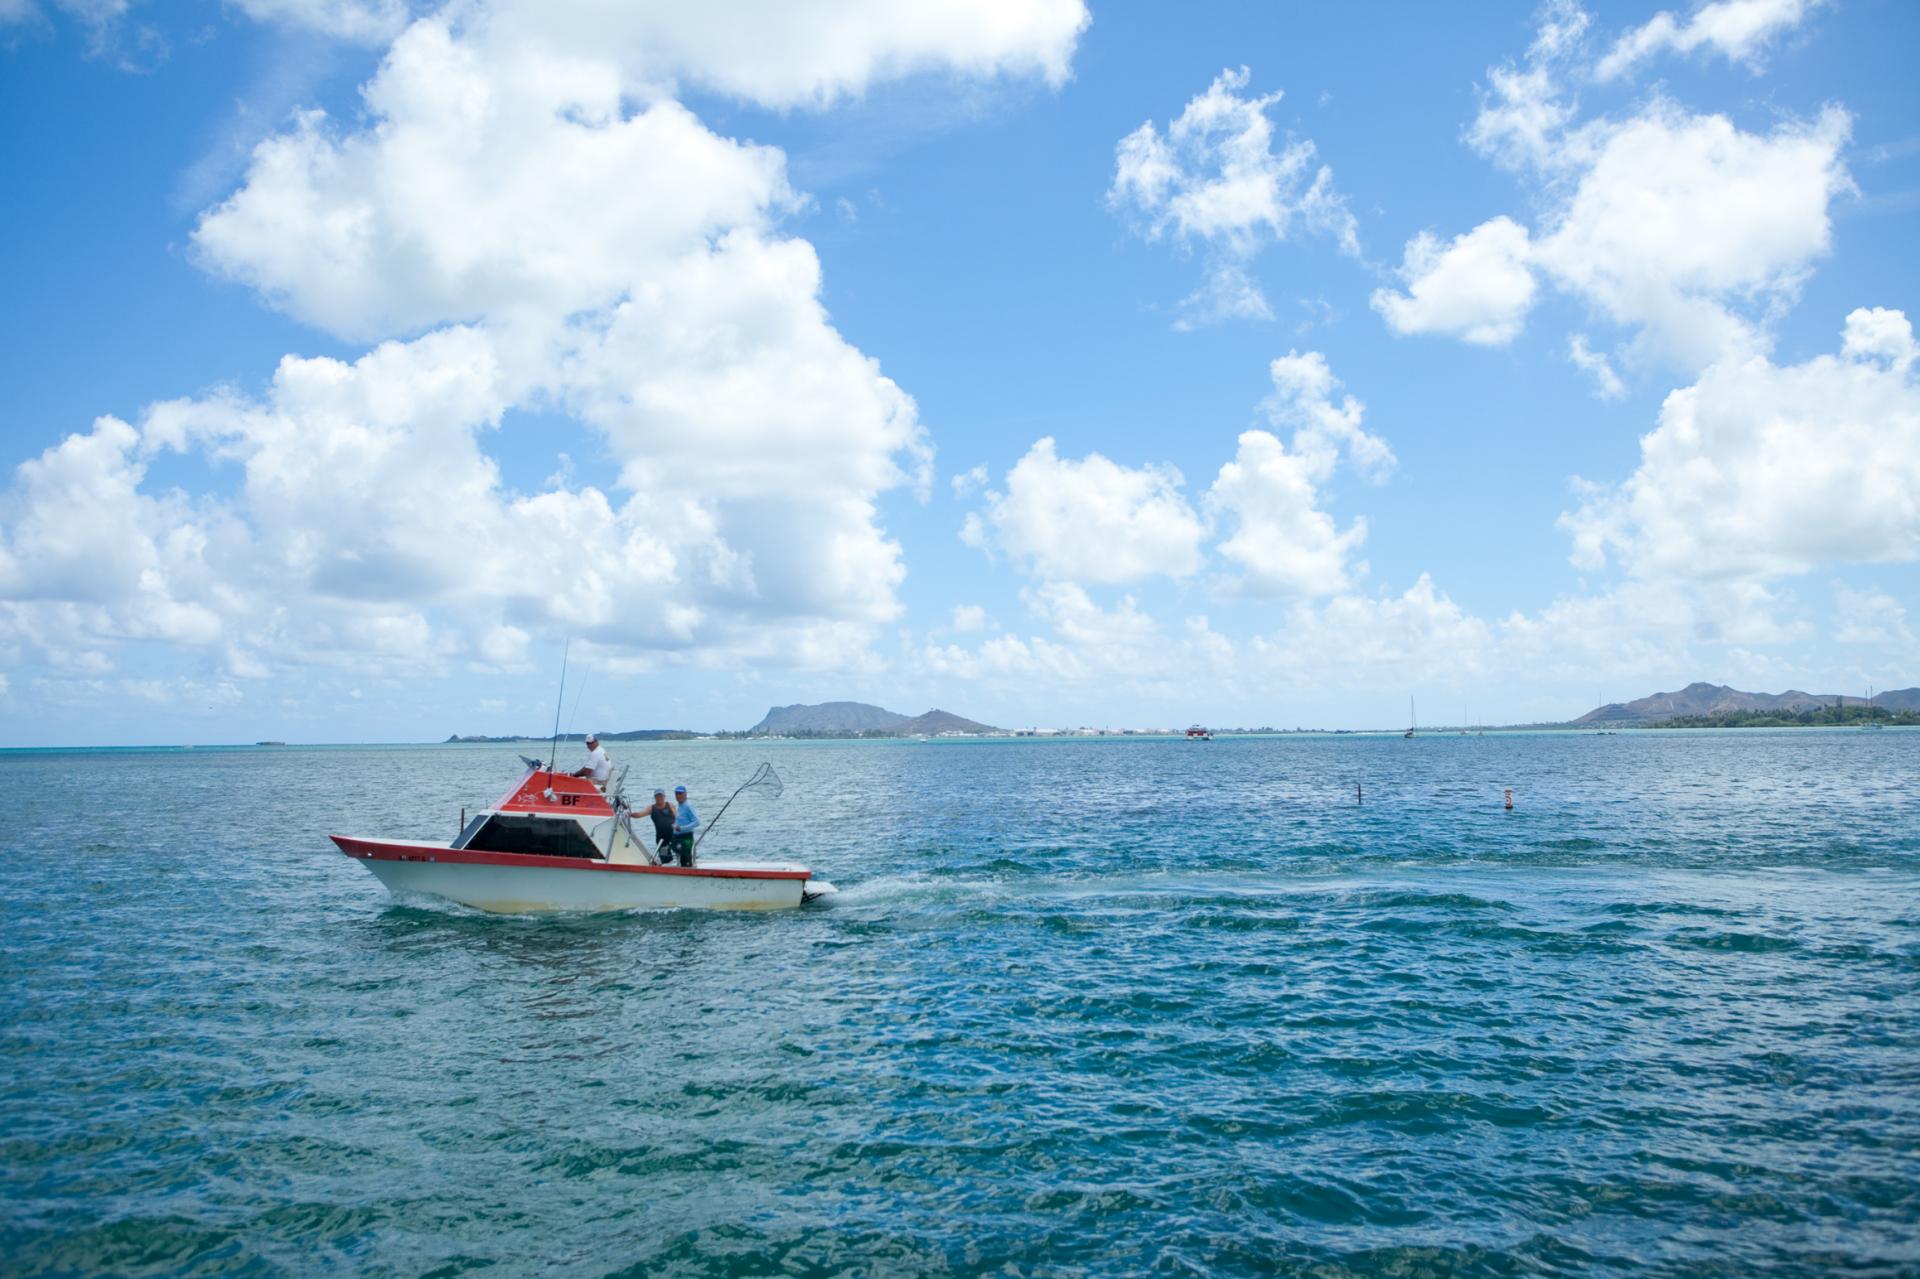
[1,0,1916,745]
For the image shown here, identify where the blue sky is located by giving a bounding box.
[1,0,1916,744]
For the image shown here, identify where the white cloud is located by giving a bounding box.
[918,585,1233,694]
[0,0,1091,689]
[1208,430,1365,596]
[475,0,1089,110]
[950,603,990,633]
[1437,4,1854,371]
[1561,309,1920,580]
[1248,575,1495,683]
[967,438,1206,585]
[1467,0,1588,174]
[232,0,416,43]
[964,352,1390,599]
[1831,584,1914,648]
[1109,66,1358,328]
[1596,0,1814,82]
[193,21,795,341]
[1534,101,1852,369]
[1372,216,1537,346]
[1842,305,1918,371]
[1175,262,1274,329]
[950,463,989,498]
[1568,333,1626,399]
[1261,350,1395,481]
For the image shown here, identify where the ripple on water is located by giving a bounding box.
[1,733,1918,1277]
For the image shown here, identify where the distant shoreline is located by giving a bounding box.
[10,723,1918,752]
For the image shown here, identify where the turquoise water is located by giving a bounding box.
[3,731,1917,1276]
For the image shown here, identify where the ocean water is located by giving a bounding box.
[2,730,1917,1277]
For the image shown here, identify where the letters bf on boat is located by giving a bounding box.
[330,759,834,914]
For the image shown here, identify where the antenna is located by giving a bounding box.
[547,639,570,773]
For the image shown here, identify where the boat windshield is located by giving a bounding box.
[455,813,602,860]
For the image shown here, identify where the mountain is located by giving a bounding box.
[747,701,1001,735]
[1574,682,1920,725]
[895,709,999,736]
[750,701,911,734]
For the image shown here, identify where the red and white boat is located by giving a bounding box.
[330,763,834,914]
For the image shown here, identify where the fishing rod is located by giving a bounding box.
[546,639,570,773]
[563,664,590,742]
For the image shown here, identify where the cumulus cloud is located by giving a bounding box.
[1841,305,1918,371]
[950,463,989,498]
[233,0,417,43]
[1208,430,1365,596]
[950,603,990,633]
[1831,584,1914,648]
[1416,5,1854,371]
[965,438,1206,585]
[1467,0,1588,174]
[1260,350,1396,481]
[1568,333,1625,399]
[1595,0,1814,82]
[476,0,1089,110]
[1109,66,1358,328]
[1561,308,1920,580]
[964,351,1390,598]
[0,416,231,652]
[194,22,796,341]
[919,585,1233,695]
[1372,216,1537,346]
[1533,101,1852,369]
[3,0,1089,689]
[1249,575,1495,683]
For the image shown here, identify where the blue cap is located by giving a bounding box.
[674,785,687,794]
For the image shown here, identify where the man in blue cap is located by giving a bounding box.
[668,785,699,867]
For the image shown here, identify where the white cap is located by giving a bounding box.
[584,730,601,742]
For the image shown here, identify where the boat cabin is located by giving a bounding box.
[450,767,651,864]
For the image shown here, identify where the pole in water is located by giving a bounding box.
[1356,781,1362,805]
[1504,788,1514,811]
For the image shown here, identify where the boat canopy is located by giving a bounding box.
[496,767,614,817]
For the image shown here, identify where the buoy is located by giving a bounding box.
[1503,788,1514,811]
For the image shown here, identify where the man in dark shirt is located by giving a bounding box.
[646,790,678,863]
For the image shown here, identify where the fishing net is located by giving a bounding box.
[694,762,783,850]
[740,761,783,800]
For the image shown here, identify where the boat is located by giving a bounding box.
[329,760,834,914]
[1866,686,1886,729]
[1186,724,1213,740]
[1404,697,1416,739]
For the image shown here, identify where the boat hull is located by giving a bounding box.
[332,836,811,913]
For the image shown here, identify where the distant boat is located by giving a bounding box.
[256,740,287,747]
[1866,686,1885,730]
[1186,724,1214,741]
[1404,698,1416,739]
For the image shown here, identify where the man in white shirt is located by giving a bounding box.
[570,731,612,788]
